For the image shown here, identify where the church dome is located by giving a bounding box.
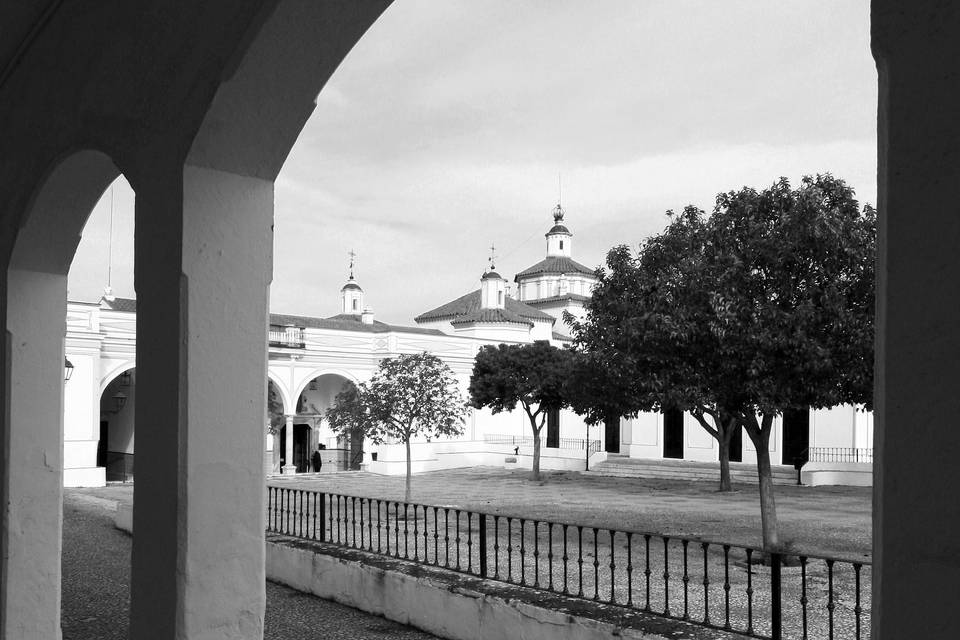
[547,224,571,235]
[341,281,362,292]
[481,270,503,280]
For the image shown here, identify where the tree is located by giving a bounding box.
[569,175,875,550]
[567,212,744,491]
[326,353,467,503]
[469,341,573,480]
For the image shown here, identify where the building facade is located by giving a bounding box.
[63,206,871,487]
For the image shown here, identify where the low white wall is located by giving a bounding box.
[365,440,604,475]
[266,538,670,640]
[801,462,873,487]
[64,466,106,487]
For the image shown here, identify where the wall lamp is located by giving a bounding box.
[64,357,74,382]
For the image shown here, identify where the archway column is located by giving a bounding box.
[282,414,296,474]
[2,270,67,639]
[872,3,960,637]
[130,162,270,639]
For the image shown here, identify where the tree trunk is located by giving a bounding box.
[532,428,542,480]
[404,437,412,504]
[745,414,780,551]
[717,432,732,492]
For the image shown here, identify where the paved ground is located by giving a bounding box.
[272,467,872,559]
[61,488,439,640]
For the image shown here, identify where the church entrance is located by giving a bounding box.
[663,408,684,459]
[280,424,311,473]
[782,408,810,467]
[604,413,620,453]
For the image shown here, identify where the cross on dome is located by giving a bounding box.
[488,243,498,271]
[348,249,357,279]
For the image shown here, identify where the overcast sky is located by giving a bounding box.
[68,0,876,325]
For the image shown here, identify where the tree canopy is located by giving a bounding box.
[469,341,573,479]
[326,352,467,502]
[568,174,875,546]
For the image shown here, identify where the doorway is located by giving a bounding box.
[604,413,620,453]
[663,408,684,459]
[782,408,810,467]
[729,424,743,462]
[546,409,560,448]
[280,424,312,472]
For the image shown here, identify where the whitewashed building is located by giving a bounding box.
[63,206,871,487]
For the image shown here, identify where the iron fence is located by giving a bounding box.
[266,486,870,640]
[807,448,873,464]
[484,434,602,453]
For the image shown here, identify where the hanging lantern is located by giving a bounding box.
[64,357,74,382]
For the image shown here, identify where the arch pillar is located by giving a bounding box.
[872,3,960,637]
[282,414,296,475]
[129,161,271,639]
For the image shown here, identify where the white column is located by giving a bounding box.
[2,270,67,640]
[282,415,296,475]
[129,163,269,639]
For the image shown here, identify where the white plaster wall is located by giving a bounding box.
[684,413,718,462]
[810,405,858,449]
[623,412,662,459]
[740,417,782,465]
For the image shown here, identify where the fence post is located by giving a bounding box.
[770,551,782,640]
[319,493,326,542]
[479,513,488,578]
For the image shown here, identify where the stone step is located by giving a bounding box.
[588,459,797,486]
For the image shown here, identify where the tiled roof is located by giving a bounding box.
[514,256,596,280]
[271,312,444,336]
[82,297,444,335]
[523,293,590,306]
[552,331,573,341]
[415,289,555,324]
[450,308,533,327]
[101,297,137,312]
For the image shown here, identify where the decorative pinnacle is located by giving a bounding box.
[488,243,498,271]
[348,249,356,279]
[553,203,565,223]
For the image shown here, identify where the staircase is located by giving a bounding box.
[586,455,797,486]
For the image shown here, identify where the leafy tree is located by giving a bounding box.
[326,353,467,503]
[570,175,875,550]
[469,341,573,480]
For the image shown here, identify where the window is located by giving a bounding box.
[559,240,564,250]
[352,299,358,310]
[498,291,503,305]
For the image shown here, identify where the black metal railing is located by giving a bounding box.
[807,447,873,464]
[104,451,134,482]
[484,434,602,452]
[266,486,870,640]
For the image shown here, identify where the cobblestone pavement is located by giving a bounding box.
[61,488,439,640]
[272,467,872,558]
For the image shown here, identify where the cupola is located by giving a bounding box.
[340,251,364,315]
[480,249,506,309]
[545,204,572,257]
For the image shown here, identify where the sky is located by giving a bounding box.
[68,0,877,326]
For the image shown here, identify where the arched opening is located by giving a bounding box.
[98,367,136,481]
[293,374,359,472]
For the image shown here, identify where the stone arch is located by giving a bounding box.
[99,366,137,481]
[293,368,361,402]
[100,361,139,395]
[4,148,121,637]
[266,370,293,415]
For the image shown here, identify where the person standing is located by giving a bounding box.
[311,445,323,473]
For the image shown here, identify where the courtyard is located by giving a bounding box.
[273,467,872,559]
